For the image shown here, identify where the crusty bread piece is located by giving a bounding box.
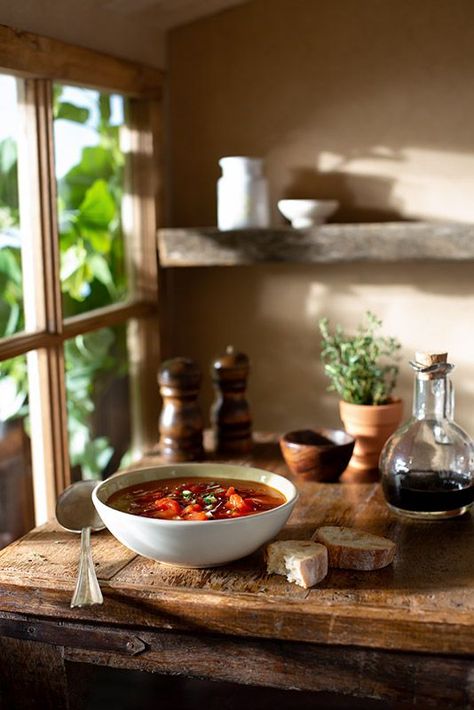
[314,526,396,570]
[266,540,328,588]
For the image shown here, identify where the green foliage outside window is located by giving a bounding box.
[0,86,129,479]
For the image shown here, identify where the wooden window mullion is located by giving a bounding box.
[123,98,162,455]
[17,78,70,522]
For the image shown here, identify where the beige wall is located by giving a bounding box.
[166,0,474,435]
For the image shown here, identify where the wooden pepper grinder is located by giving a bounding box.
[158,357,204,461]
[211,345,252,454]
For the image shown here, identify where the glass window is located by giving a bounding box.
[0,38,160,529]
[65,324,132,481]
[0,355,34,547]
[53,85,128,316]
[0,75,24,338]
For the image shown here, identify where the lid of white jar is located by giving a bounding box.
[219,156,263,176]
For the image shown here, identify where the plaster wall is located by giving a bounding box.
[166,0,474,434]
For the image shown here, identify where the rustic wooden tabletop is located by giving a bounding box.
[0,433,472,709]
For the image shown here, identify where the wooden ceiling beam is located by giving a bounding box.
[0,24,163,97]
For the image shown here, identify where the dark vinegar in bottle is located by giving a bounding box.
[383,470,474,513]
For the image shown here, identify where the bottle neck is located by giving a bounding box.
[413,375,453,421]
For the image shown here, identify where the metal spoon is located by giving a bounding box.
[56,480,105,608]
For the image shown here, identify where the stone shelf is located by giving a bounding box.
[157,222,474,267]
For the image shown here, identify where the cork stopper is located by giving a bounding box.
[413,352,450,380]
[415,352,447,367]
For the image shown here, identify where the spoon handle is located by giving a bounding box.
[71,526,103,608]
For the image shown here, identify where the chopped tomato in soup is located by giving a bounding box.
[107,477,286,521]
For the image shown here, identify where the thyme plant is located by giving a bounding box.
[318,312,401,405]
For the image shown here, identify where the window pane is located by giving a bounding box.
[53,85,128,316]
[65,324,132,481]
[0,355,34,547]
[0,75,24,338]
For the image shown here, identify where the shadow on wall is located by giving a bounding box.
[167,261,474,437]
[284,167,404,223]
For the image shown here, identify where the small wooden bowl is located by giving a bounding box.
[279,428,355,482]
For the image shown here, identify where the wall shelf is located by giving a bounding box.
[157,222,474,267]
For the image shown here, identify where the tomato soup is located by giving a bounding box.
[106,476,286,521]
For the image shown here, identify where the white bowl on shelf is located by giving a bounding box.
[278,199,339,228]
[92,463,298,568]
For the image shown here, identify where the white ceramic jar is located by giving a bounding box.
[217,156,270,230]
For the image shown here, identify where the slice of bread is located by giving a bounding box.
[266,540,328,588]
[314,526,396,570]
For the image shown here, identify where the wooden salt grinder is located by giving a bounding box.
[211,345,252,454]
[158,357,204,461]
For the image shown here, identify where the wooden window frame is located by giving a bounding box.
[0,24,163,523]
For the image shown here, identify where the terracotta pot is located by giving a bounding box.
[339,399,403,477]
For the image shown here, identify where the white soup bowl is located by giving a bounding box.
[92,463,298,568]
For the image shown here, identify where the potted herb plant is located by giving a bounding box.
[318,312,403,476]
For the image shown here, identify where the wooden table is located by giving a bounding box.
[0,434,472,709]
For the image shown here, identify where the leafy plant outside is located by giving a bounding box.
[0,85,130,479]
[319,312,401,406]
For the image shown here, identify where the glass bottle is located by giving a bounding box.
[380,352,474,519]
